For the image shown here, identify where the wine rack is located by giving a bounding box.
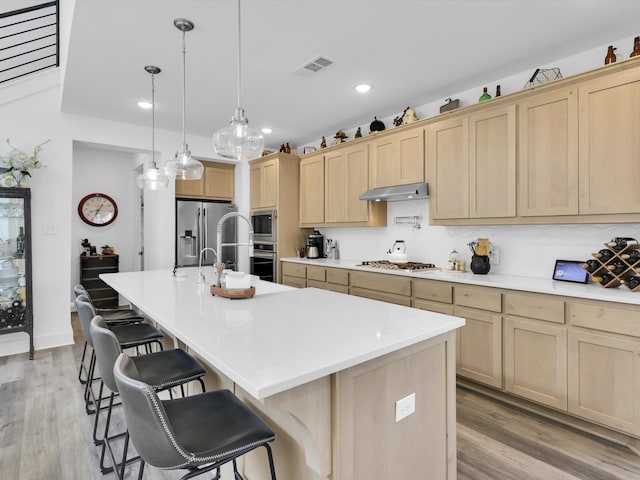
[583,241,640,291]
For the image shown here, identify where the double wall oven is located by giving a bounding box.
[250,210,277,282]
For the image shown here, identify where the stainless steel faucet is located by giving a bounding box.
[197,247,218,284]
[216,212,254,267]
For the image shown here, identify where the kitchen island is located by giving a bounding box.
[101,268,464,480]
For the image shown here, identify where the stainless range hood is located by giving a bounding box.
[359,182,429,202]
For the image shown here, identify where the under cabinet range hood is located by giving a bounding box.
[359,182,429,202]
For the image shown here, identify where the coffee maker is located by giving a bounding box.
[306,229,324,259]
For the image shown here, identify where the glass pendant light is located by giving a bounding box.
[212,0,265,161]
[164,18,204,180]
[138,65,170,190]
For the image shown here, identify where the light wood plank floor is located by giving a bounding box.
[1,315,639,479]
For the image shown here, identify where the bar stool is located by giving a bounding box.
[73,284,144,385]
[90,316,207,478]
[114,352,277,480]
[75,294,164,418]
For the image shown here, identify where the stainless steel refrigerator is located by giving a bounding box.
[175,200,237,268]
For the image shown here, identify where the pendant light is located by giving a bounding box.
[137,65,170,190]
[212,0,265,161]
[164,18,204,180]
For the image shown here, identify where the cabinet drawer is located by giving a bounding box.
[80,255,118,268]
[307,279,326,289]
[327,283,349,294]
[567,301,640,337]
[307,266,326,282]
[282,263,306,279]
[504,292,565,324]
[350,271,411,296]
[413,279,453,304]
[455,286,502,312]
[327,268,349,286]
[282,275,306,289]
[413,298,455,315]
[350,287,412,307]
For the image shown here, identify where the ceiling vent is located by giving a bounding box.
[293,56,334,77]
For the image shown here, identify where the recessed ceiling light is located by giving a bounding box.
[355,84,372,93]
[261,127,273,134]
[137,100,152,109]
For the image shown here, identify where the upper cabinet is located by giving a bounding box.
[429,105,516,220]
[369,126,425,188]
[518,88,579,216]
[578,68,640,215]
[299,144,386,228]
[299,153,325,226]
[250,157,278,210]
[176,161,235,201]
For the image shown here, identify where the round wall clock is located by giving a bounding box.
[78,193,118,227]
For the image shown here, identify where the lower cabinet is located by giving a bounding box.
[282,262,306,288]
[349,271,411,306]
[454,306,503,389]
[504,316,567,410]
[568,329,640,436]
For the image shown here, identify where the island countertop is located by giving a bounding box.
[100,268,464,400]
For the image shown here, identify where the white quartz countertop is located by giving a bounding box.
[281,257,640,306]
[101,268,464,400]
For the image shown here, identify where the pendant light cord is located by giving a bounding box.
[237,0,241,109]
[151,72,156,168]
[182,28,187,145]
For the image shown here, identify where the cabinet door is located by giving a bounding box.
[428,117,469,219]
[504,317,567,410]
[454,306,502,388]
[568,329,640,436]
[518,88,578,216]
[325,145,369,223]
[175,176,204,198]
[204,164,234,200]
[299,154,325,225]
[369,127,424,188]
[250,162,262,209]
[469,105,516,218]
[250,159,277,209]
[579,69,640,214]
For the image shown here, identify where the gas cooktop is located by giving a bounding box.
[359,260,437,272]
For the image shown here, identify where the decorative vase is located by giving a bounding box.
[470,255,491,275]
[11,172,28,187]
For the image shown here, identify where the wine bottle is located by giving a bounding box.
[624,275,640,289]
[621,250,640,263]
[479,87,492,102]
[606,261,626,275]
[592,272,615,285]
[16,226,24,258]
[495,85,501,97]
[582,259,601,273]
[631,36,640,58]
[592,249,614,262]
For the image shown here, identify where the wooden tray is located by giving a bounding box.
[210,285,255,299]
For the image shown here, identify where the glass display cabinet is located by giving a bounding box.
[0,187,33,359]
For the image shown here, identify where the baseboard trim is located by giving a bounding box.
[0,330,74,358]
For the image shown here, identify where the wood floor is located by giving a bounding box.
[1,316,639,479]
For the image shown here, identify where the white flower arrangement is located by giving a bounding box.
[0,139,48,187]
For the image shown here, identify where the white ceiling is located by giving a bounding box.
[61,0,640,151]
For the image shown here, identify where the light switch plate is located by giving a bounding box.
[395,392,416,423]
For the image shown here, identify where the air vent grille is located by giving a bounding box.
[294,56,334,77]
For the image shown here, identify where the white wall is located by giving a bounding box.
[313,33,640,279]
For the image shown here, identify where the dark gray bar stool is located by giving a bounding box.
[114,352,277,480]
[73,284,144,384]
[91,316,206,478]
[75,294,164,418]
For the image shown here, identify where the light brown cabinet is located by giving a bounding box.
[578,68,640,215]
[349,270,411,306]
[412,278,454,315]
[175,161,235,201]
[299,153,325,226]
[325,144,370,224]
[568,329,640,436]
[518,88,579,216]
[369,126,425,188]
[250,157,278,210]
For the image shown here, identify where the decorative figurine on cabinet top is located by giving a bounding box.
[332,130,348,145]
[369,116,385,133]
[320,136,327,149]
[402,107,418,125]
[355,127,363,138]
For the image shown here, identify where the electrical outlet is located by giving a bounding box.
[395,392,416,423]
[489,247,500,265]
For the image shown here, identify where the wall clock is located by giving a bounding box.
[78,193,118,227]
